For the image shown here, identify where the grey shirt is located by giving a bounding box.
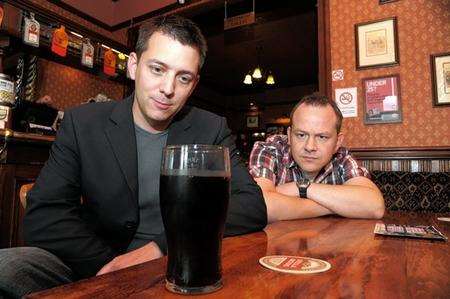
[127,124,168,251]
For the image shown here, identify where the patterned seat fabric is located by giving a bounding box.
[371,171,450,213]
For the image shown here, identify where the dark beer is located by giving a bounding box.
[160,174,230,290]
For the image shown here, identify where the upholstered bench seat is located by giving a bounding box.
[371,171,450,213]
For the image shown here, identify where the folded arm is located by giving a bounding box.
[276,176,385,219]
[256,177,333,223]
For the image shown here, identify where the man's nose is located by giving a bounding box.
[304,136,317,152]
[159,73,175,97]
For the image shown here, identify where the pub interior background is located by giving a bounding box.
[0,0,449,247]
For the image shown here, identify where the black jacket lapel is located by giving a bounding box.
[167,106,193,145]
[104,95,138,205]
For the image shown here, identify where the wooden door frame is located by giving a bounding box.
[317,0,331,99]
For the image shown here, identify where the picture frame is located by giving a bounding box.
[430,52,450,106]
[246,115,259,128]
[362,74,402,124]
[355,17,399,70]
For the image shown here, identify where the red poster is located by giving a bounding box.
[363,75,402,124]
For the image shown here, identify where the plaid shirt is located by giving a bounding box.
[248,135,369,185]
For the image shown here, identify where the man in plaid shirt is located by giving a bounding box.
[249,94,385,222]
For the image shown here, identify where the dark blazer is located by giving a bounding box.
[23,95,267,278]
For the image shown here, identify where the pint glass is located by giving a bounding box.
[160,144,231,294]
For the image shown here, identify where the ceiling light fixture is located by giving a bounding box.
[243,67,276,86]
[243,74,252,85]
[243,44,275,86]
[266,72,275,85]
[252,67,262,79]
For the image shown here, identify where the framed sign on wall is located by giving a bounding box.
[355,17,399,70]
[430,52,450,106]
[363,74,402,124]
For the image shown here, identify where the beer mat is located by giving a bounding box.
[259,255,331,274]
[374,223,447,241]
[437,217,450,222]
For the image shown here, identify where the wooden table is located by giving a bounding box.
[27,212,450,298]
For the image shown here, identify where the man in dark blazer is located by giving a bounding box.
[0,15,266,298]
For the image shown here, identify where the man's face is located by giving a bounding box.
[128,31,200,132]
[287,104,343,179]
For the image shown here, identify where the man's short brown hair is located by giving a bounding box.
[135,15,207,68]
[290,93,343,133]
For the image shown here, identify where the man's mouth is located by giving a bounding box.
[301,156,317,161]
[152,98,172,110]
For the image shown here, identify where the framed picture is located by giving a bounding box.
[363,74,402,124]
[246,115,259,128]
[430,52,450,106]
[379,0,399,4]
[355,17,399,70]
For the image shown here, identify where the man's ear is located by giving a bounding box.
[287,126,292,145]
[335,132,344,152]
[127,52,138,80]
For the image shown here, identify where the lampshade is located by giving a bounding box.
[266,73,275,85]
[243,74,252,84]
[252,67,262,79]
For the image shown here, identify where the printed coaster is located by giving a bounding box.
[259,255,331,274]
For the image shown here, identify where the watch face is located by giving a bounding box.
[297,178,309,187]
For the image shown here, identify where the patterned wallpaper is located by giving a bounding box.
[36,59,125,110]
[330,0,450,148]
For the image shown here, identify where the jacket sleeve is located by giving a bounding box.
[214,117,268,236]
[23,110,117,279]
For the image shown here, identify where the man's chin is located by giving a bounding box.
[297,163,321,175]
[146,109,173,121]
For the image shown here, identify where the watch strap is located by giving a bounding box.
[296,179,311,198]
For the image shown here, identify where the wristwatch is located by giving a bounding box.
[296,178,311,198]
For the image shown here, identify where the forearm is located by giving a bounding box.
[263,190,332,222]
[307,182,385,219]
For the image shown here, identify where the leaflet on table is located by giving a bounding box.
[374,223,447,241]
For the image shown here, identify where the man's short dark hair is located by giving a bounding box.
[135,15,207,68]
[290,93,343,133]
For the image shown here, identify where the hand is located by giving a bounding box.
[96,241,163,276]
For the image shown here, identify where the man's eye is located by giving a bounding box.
[150,66,163,74]
[178,75,193,84]
[296,133,306,139]
[318,135,329,141]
